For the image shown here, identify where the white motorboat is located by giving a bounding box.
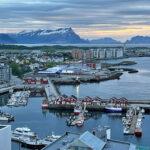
[0,116,8,121]
[42,132,61,145]
[12,127,37,137]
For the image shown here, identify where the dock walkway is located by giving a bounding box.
[129,115,138,134]
[45,80,60,101]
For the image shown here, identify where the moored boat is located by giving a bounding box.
[76,119,84,127]
[42,132,61,145]
[123,126,130,135]
[21,137,46,149]
[42,100,49,109]
[135,120,142,136]
[74,105,82,115]
[105,106,122,113]
[0,116,8,121]
[12,127,37,138]
[135,127,142,136]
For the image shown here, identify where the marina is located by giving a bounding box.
[122,107,144,135]
[0,110,14,121]
[3,97,150,149]
[7,91,30,107]
[0,57,150,149]
[11,127,61,149]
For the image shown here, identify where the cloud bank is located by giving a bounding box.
[1,0,150,41]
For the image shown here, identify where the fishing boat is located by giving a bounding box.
[0,111,14,121]
[74,105,82,115]
[76,118,84,127]
[135,120,142,136]
[74,116,85,126]
[105,106,122,113]
[42,100,49,109]
[135,127,142,136]
[123,126,130,135]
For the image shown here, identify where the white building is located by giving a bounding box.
[0,125,11,150]
[29,63,40,70]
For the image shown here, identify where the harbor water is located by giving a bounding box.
[0,57,150,149]
[59,57,150,100]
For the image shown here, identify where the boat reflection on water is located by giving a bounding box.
[42,109,102,120]
[107,113,123,117]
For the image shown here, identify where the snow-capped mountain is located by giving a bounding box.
[0,27,123,44]
[8,28,87,44]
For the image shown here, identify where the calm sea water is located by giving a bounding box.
[58,57,150,100]
[16,43,150,48]
[0,57,150,149]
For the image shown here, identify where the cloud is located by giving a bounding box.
[0,0,150,41]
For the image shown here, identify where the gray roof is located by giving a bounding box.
[104,139,136,150]
[42,131,137,150]
[65,131,106,150]
[42,132,79,150]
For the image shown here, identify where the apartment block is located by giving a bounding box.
[0,63,12,84]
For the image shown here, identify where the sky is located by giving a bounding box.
[1,0,150,42]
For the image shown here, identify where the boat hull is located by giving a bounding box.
[105,107,122,113]
[0,117,8,121]
[74,111,80,115]
[135,131,142,136]
[42,104,49,109]
[22,143,45,149]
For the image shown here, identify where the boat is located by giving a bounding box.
[0,116,8,121]
[7,91,29,107]
[0,111,14,121]
[76,119,84,127]
[42,100,49,109]
[12,128,46,149]
[75,116,84,126]
[74,105,82,115]
[135,127,142,136]
[135,121,142,136]
[12,127,37,138]
[42,132,61,145]
[105,106,122,113]
[123,126,130,135]
[21,137,46,149]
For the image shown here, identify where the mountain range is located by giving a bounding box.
[0,28,150,44]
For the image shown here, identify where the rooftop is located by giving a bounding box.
[0,125,11,130]
[104,139,136,150]
[64,131,106,150]
[42,131,138,150]
[0,126,6,130]
[42,132,79,150]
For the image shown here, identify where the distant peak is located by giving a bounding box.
[19,30,33,34]
[18,28,74,35]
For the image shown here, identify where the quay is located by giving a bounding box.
[0,84,45,95]
[1,79,150,113]
[52,72,123,85]
[47,101,150,113]
[129,115,138,134]
[48,104,128,112]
